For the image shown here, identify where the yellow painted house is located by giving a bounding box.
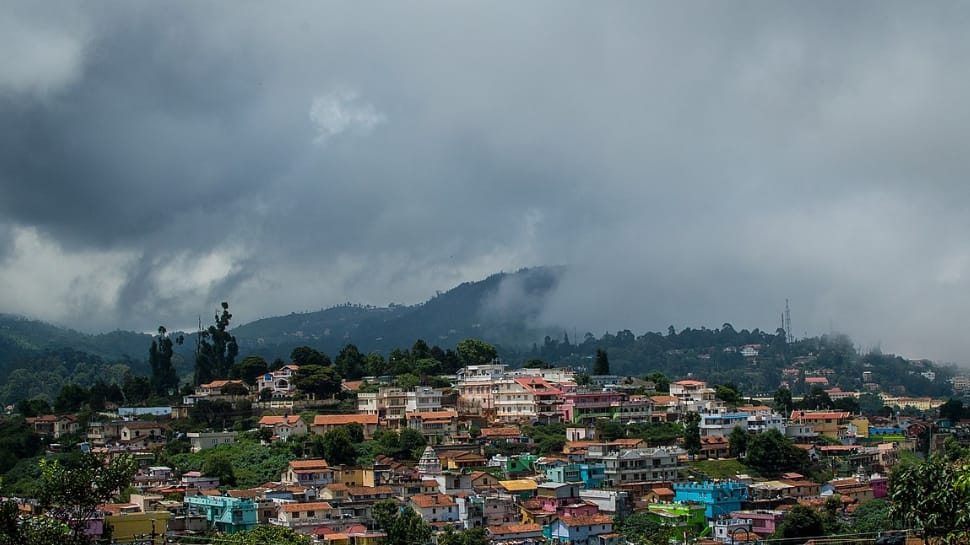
[105,511,171,545]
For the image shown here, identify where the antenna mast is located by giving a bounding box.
[784,299,793,344]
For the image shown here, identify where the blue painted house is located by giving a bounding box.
[673,481,749,520]
[184,495,258,534]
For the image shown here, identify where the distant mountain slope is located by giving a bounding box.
[231,266,564,357]
[0,314,153,362]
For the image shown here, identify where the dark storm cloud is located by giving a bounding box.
[2,2,970,362]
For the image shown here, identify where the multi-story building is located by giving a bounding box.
[546,514,619,545]
[673,481,749,519]
[256,365,300,396]
[311,414,379,438]
[184,495,257,534]
[669,380,717,412]
[358,387,443,429]
[257,415,308,440]
[187,431,237,452]
[585,444,685,488]
[788,411,851,439]
[456,364,509,414]
[271,501,336,529]
[560,391,625,424]
[494,377,562,424]
[409,493,459,524]
[26,414,79,439]
[407,410,459,444]
[281,459,334,487]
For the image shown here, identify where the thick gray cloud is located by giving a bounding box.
[1,2,970,363]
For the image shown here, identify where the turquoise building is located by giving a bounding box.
[184,495,258,534]
[672,481,749,520]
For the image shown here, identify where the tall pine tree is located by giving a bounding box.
[593,348,611,375]
[194,302,239,385]
[150,326,182,395]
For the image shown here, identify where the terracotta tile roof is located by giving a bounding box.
[259,415,304,426]
[559,514,613,527]
[407,410,458,420]
[227,489,264,498]
[650,395,679,404]
[409,494,456,508]
[487,523,543,535]
[479,427,523,438]
[280,501,333,513]
[313,414,378,426]
[342,380,365,392]
[347,486,393,496]
[288,459,330,469]
[200,379,245,389]
[672,380,706,386]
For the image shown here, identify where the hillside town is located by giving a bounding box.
[5,352,970,545]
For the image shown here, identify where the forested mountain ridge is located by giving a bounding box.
[0,266,959,404]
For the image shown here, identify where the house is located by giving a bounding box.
[184,495,257,534]
[282,459,334,487]
[409,494,458,524]
[585,444,685,488]
[120,422,166,442]
[187,431,238,452]
[479,427,530,445]
[26,414,79,439]
[103,510,172,545]
[669,380,716,412]
[195,380,248,397]
[407,410,459,444]
[311,414,379,438]
[257,365,300,396]
[673,481,749,519]
[789,411,851,439]
[730,510,784,537]
[487,523,544,545]
[271,501,336,529]
[546,514,618,545]
[180,471,220,489]
[258,415,308,440]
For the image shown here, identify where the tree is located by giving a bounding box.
[715,384,743,406]
[593,349,610,375]
[202,452,236,486]
[53,384,89,413]
[889,456,969,544]
[619,511,672,545]
[322,427,357,466]
[772,504,827,542]
[455,338,497,366]
[17,398,52,417]
[195,302,240,385]
[644,372,670,393]
[149,326,182,396]
[234,355,269,386]
[938,399,966,422]
[375,503,432,545]
[292,365,342,398]
[849,499,894,534]
[773,388,794,414]
[290,346,331,367]
[683,412,701,456]
[398,428,427,459]
[798,387,833,410]
[223,525,311,544]
[121,374,152,405]
[744,429,811,476]
[366,352,387,377]
[38,453,136,543]
[439,527,489,545]
[335,344,366,380]
[221,382,250,396]
[728,426,748,458]
[858,392,886,416]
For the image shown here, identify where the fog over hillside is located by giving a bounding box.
[1,3,970,363]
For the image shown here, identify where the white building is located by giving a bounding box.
[187,431,238,452]
[256,365,300,396]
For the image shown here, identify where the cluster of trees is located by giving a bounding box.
[1,452,136,545]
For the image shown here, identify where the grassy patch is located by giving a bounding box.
[686,458,758,479]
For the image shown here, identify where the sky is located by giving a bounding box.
[1,2,970,363]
